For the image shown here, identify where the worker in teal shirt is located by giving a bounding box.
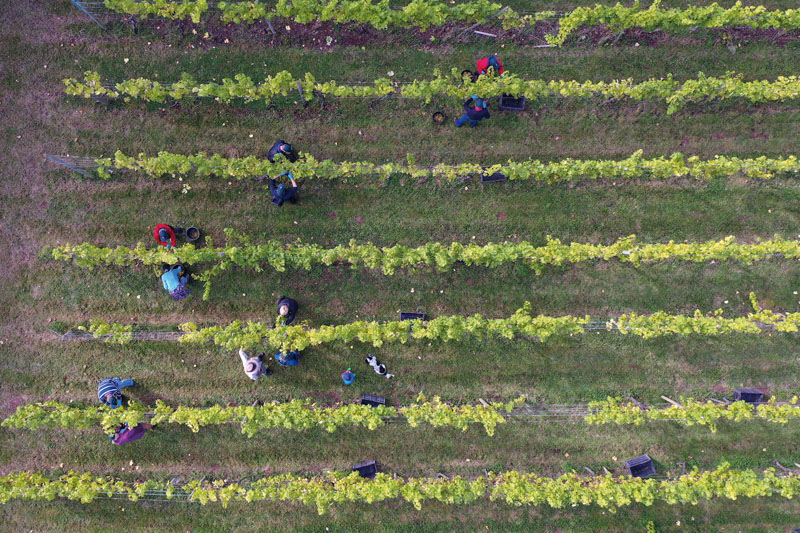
[161,264,190,300]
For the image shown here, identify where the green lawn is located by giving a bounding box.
[3,0,800,530]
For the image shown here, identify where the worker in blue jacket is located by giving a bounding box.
[269,171,299,207]
[161,263,190,299]
[267,140,298,163]
[454,95,491,128]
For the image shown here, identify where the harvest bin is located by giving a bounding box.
[361,394,387,407]
[353,460,378,478]
[734,388,764,404]
[625,455,656,478]
[498,94,526,111]
[186,226,201,242]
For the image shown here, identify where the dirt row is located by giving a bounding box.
[103,15,800,50]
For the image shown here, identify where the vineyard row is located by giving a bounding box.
[4,397,799,437]
[82,293,800,351]
[100,0,800,46]
[51,232,800,299]
[78,149,800,184]
[2,464,799,513]
[65,70,800,114]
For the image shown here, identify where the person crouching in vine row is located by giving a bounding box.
[277,295,299,325]
[238,349,272,380]
[455,95,491,128]
[269,171,299,207]
[476,55,504,77]
[161,263,190,300]
[267,140,298,164]
[97,377,135,409]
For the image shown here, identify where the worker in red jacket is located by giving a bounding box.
[153,224,177,248]
[476,56,504,76]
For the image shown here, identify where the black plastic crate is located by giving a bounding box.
[361,394,386,407]
[353,460,378,479]
[625,455,656,478]
[400,312,426,321]
[481,171,508,183]
[734,388,764,404]
[498,94,526,111]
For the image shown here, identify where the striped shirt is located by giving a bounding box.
[97,378,120,404]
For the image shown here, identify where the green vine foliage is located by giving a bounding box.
[81,294,800,351]
[2,396,526,437]
[100,0,800,42]
[104,0,503,28]
[3,463,799,513]
[78,319,134,343]
[10,397,798,437]
[50,232,800,299]
[64,70,800,114]
[88,149,800,184]
[542,0,800,46]
[586,397,800,433]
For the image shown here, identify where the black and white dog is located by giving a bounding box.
[365,354,394,379]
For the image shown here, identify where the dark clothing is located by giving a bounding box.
[276,296,298,325]
[463,98,490,122]
[269,178,298,207]
[267,140,298,164]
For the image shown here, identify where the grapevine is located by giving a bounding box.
[83,149,800,184]
[104,0,503,28]
[64,70,800,114]
[7,396,800,437]
[97,0,800,43]
[586,397,800,433]
[50,232,800,299]
[78,294,800,351]
[544,0,800,46]
[1,396,526,437]
[2,463,799,513]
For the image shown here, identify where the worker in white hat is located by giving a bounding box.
[238,349,271,380]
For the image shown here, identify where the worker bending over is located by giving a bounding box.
[97,377,135,409]
[268,140,298,163]
[270,171,299,207]
[153,224,177,249]
[476,55,504,76]
[277,295,298,325]
[455,95,491,128]
[275,350,300,366]
[238,349,271,380]
[161,263,190,299]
